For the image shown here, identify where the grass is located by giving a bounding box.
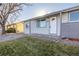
[0,36,79,56]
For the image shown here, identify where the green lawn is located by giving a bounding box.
[0,36,79,56]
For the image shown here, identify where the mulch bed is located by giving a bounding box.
[62,37,79,42]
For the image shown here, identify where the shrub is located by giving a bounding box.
[6,28,16,33]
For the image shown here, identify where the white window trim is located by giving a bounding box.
[69,10,79,23]
[37,19,47,28]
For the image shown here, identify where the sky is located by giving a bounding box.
[15,3,79,22]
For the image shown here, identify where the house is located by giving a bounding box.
[6,22,24,33]
[23,5,79,38]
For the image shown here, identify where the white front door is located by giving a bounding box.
[50,17,57,34]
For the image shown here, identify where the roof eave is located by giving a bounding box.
[24,5,79,22]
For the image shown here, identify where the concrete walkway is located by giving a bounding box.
[0,33,26,42]
[26,34,79,46]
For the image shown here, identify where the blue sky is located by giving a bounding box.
[16,3,79,22]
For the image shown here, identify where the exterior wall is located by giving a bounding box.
[16,22,24,33]
[61,10,79,38]
[55,12,69,36]
[61,22,79,38]
[30,19,49,34]
[24,12,69,35]
[6,24,16,30]
[6,22,24,33]
[24,12,69,36]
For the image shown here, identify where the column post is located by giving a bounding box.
[60,12,62,37]
[29,20,31,35]
[48,18,50,36]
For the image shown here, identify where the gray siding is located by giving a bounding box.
[61,22,79,38]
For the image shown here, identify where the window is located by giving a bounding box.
[37,19,47,28]
[70,11,79,21]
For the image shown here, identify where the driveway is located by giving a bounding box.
[0,33,26,42]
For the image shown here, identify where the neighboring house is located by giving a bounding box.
[6,22,24,33]
[24,5,79,38]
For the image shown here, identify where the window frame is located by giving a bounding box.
[36,19,47,28]
[69,10,79,22]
